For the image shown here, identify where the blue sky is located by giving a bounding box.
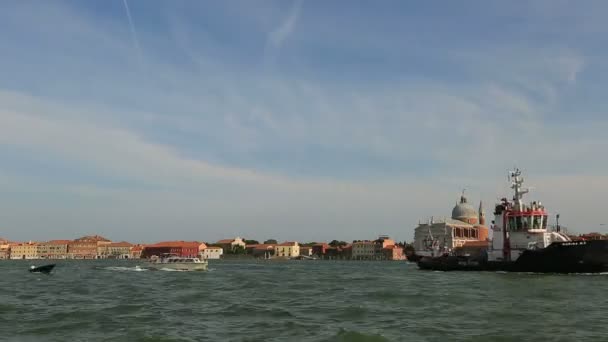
[1,0,608,242]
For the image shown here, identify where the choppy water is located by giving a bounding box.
[1,260,606,341]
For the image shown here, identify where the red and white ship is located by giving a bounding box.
[418,169,608,273]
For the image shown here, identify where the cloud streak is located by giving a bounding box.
[264,0,303,65]
[122,0,143,64]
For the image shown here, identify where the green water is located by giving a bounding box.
[0,260,606,341]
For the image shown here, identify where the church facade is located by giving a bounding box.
[413,194,489,257]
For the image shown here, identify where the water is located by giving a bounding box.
[1,260,606,341]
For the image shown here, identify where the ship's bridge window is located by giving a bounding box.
[508,216,516,231]
[516,216,523,230]
[542,216,548,229]
[532,216,541,229]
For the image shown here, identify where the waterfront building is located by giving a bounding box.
[198,242,208,256]
[10,242,39,259]
[578,232,608,240]
[69,235,111,259]
[382,245,405,260]
[216,237,246,253]
[38,240,71,259]
[130,245,144,259]
[275,241,300,258]
[245,244,275,258]
[324,244,351,259]
[300,246,313,256]
[312,243,329,257]
[141,241,203,258]
[0,243,11,259]
[352,241,376,259]
[351,236,401,260]
[201,246,223,259]
[99,241,134,259]
[413,194,489,257]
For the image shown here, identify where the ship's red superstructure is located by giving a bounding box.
[417,168,608,273]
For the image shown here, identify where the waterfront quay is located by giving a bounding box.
[0,235,411,261]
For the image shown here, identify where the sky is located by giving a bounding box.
[1,0,608,243]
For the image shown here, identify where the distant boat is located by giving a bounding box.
[148,254,208,271]
[291,255,317,260]
[29,264,55,274]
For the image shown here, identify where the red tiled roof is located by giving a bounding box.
[254,244,275,250]
[46,240,72,245]
[205,246,223,250]
[11,241,39,246]
[277,241,298,246]
[147,241,202,248]
[108,241,133,247]
[216,239,235,244]
[131,246,144,251]
[74,235,110,242]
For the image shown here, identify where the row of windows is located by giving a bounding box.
[508,215,548,230]
[453,228,479,239]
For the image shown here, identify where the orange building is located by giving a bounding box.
[98,241,134,259]
[38,240,71,259]
[69,235,111,259]
[382,245,405,260]
[10,242,39,259]
[141,241,204,258]
[0,238,10,259]
[130,245,144,259]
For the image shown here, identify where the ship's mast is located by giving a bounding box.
[510,168,529,210]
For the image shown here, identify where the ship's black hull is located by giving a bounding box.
[417,240,608,273]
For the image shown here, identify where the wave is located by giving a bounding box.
[323,329,389,342]
[158,268,189,272]
[98,266,149,272]
[331,306,369,320]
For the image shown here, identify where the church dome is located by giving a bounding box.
[452,195,478,222]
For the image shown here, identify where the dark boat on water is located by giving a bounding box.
[416,169,608,273]
[29,264,56,274]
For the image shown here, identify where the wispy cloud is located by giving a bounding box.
[264,0,303,65]
[122,0,143,64]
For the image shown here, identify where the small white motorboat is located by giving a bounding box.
[148,254,208,271]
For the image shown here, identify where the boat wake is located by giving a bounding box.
[159,268,190,272]
[98,266,149,272]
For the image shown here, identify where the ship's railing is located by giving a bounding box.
[508,243,539,250]
[547,225,568,234]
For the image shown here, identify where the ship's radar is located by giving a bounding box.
[509,168,529,201]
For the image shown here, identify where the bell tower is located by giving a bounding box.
[479,200,485,226]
